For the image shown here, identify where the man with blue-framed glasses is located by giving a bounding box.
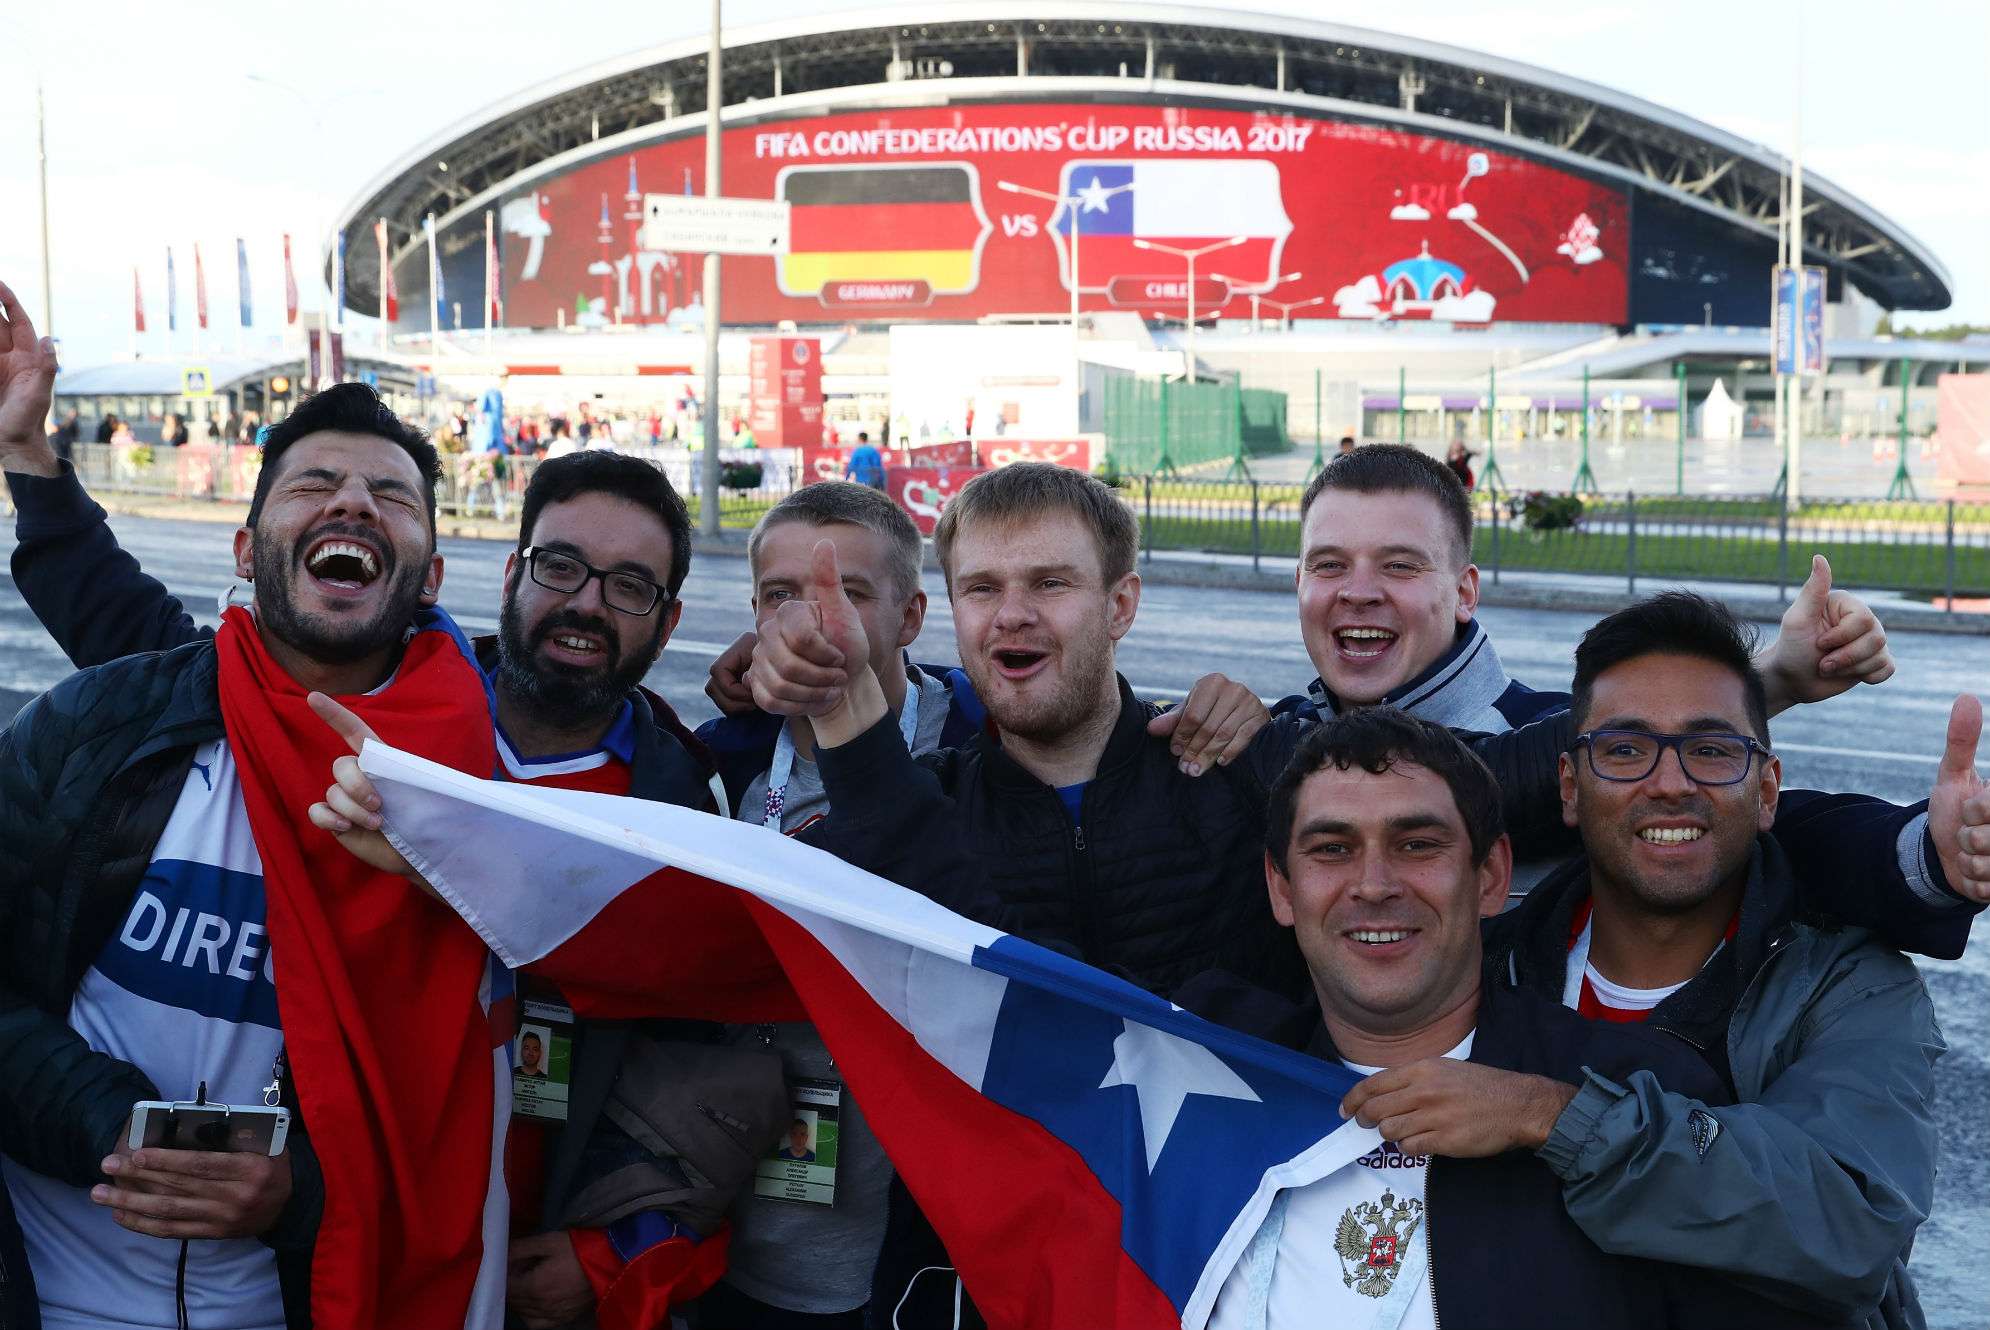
[1466,591,1965,1330]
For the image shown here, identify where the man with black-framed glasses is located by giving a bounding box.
[1463,592,1962,1330]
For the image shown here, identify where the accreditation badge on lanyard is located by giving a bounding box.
[762,670,929,830]
[754,1076,844,1206]
[512,986,577,1124]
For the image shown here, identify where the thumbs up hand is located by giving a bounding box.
[748,540,886,746]
[1929,694,1990,904]
[1755,555,1896,715]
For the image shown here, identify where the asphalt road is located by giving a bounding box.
[1,512,1985,1325]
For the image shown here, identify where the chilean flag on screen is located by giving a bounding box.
[1054,160,1294,294]
[358,742,1376,1330]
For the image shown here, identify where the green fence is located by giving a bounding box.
[1102,378,1290,474]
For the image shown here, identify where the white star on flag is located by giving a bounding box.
[1099,1019,1263,1172]
[1077,175,1114,213]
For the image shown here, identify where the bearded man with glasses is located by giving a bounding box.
[1443,592,1953,1330]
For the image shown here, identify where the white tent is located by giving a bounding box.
[1698,377,1744,441]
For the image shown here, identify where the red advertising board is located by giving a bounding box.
[800,444,854,484]
[1935,372,1990,487]
[495,103,1629,329]
[902,440,978,468]
[979,437,1096,471]
[887,465,988,535]
[747,336,824,447]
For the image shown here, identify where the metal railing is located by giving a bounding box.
[1118,476,1990,600]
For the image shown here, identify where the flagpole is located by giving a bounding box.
[35,82,53,341]
[699,0,724,540]
[1786,1,1805,508]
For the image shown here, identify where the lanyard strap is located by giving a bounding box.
[763,666,931,829]
[1563,916,1592,1011]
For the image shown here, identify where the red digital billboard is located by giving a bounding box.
[496,103,1629,328]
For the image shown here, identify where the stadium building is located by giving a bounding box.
[324,3,1984,447]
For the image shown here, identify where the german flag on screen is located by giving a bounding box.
[778,165,988,296]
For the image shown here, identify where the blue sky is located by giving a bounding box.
[1,0,1982,365]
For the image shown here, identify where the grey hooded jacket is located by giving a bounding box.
[1484,837,1944,1329]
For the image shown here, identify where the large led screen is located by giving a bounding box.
[481,102,1630,327]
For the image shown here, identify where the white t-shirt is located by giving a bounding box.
[2,741,286,1330]
[1210,1033,1476,1330]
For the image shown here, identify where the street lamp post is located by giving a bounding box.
[36,83,52,341]
[1260,294,1328,330]
[1131,235,1245,382]
[1211,270,1302,332]
[998,176,1135,433]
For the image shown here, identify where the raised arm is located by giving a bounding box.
[1,278,205,666]
[748,540,1009,930]
[1767,694,1986,960]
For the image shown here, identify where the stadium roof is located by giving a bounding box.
[331,3,1951,316]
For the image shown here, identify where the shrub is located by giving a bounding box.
[1519,491,1583,531]
[719,461,764,491]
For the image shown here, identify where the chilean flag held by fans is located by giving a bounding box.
[359,743,1377,1330]
[1053,160,1294,294]
[284,233,300,325]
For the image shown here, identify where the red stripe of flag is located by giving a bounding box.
[528,868,1181,1328]
[788,201,985,255]
[742,896,1183,1329]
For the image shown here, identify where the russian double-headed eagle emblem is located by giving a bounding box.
[1334,1190,1425,1298]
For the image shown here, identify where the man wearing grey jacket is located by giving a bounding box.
[1463,592,1970,1328]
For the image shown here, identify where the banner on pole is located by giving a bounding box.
[1773,264,1827,377]
[376,220,401,323]
[333,233,347,332]
[237,238,254,328]
[194,243,209,330]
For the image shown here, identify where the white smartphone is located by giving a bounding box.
[127,1101,290,1156]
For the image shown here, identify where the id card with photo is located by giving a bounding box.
[512,997,575,1123]
[754,1078,842,1206]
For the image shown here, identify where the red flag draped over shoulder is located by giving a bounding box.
[215,605,497,1329]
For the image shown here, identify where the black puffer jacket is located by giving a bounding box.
[0,641,324,1329]
[809,674,1574,999]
